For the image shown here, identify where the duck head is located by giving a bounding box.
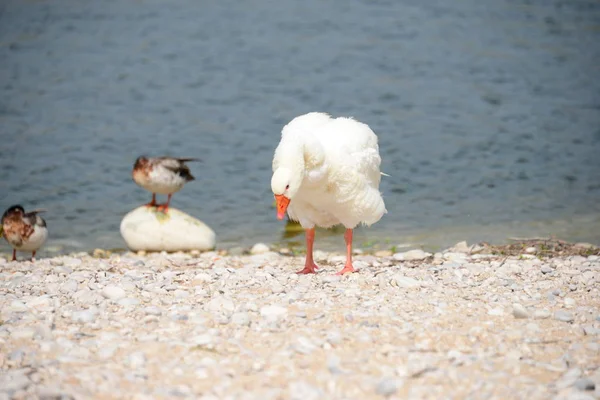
[2,205,25,222]
[133,156,149,170]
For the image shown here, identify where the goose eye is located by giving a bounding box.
[285,185,290,190]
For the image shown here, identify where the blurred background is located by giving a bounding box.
[1,0,599,255]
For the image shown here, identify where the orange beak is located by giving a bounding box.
[274,194,290,220]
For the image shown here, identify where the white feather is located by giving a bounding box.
[140,165,187,195]
[16,225,48,251]
[272,112,387,229]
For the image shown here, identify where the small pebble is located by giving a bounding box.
[101,285,126,301]
[534,309,551,319]
[392,275,420,289]
[326,331,342,345]
[260,305,287,320]
[574,377,595,391]
[71,309,97,324]
[250,243,270,255]
[488,307,504,316]
[289,381,322,400]
[564,298,576,307]
[117,297,140,307]
[10,300,28,312]
[271,282,285,294]
[393,249,431,261]
[327,355,343,374]
[294,337,317,355]
[541,266,553,274]
[127,352,146,369]
[512,303,529,319]
[554,310,575,323]
[231,312,250,326]
[376,377,398,397]
[144,306,162,316]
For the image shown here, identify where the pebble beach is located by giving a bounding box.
[1,242,599,400]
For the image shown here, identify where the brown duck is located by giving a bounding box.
[1,205,48,261]
[132,156,199,212]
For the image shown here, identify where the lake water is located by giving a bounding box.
[1,0,599,255]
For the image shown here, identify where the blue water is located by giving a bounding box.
[1,0,599,254]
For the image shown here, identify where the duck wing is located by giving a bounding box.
[23,210,47,228]
[157,157,198,181]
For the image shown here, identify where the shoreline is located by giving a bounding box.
[1,241,599,399]
[2,236,598,262]
[3,208,600,260]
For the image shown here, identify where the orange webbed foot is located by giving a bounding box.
[335,263,355,275]
[297,262,319,274]
[155,204,169,214]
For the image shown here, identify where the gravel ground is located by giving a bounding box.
[1,244,599,400]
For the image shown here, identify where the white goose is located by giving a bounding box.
[271,112,386,275]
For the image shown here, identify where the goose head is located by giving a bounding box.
[271,167,302,220]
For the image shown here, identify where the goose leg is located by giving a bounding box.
[336,229,356,275]
[297,228,319,274]
[12,249,16,262]
[31,251,36,262]
[145,193,158,207]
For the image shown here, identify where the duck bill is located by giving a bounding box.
[274,194,290,220]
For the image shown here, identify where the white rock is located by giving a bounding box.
[11,328,36,340]
[393,249,431,261]
[294,337,317,354]
[289,381,323,400]
[488,307,504,316]
[101,285,126,301]
[260,305,288,321]
[174,289,189,299]
[554,310,574,323]
[327,355,343,374]
[120,206,216,252]
[449,241,471,253]
[144,306,162,316]
[443,252,468,262]
[392,275,420,289]
[376,377,399,397]
[326,331,342,345]
[10,300,28,312]
[127,352,146,369]
[71,309,97,324]
[193,273,213,283]
[231,312,250,326]
[0,371,30,392]
[117,297,140,307]
[564,298,576,307]
[206,296,235,315]
[27,296,53,311]
[574,377,596,391]
[192,334,214,347]
[512,303,529,319]
[556,368,582,390]
[271,282,285,294]
[60,279,78,293]
[534,309,551,319]
[73,290,103,305]
[98,345,118,360]
[62,257,82,268]
[250,243,270,255]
